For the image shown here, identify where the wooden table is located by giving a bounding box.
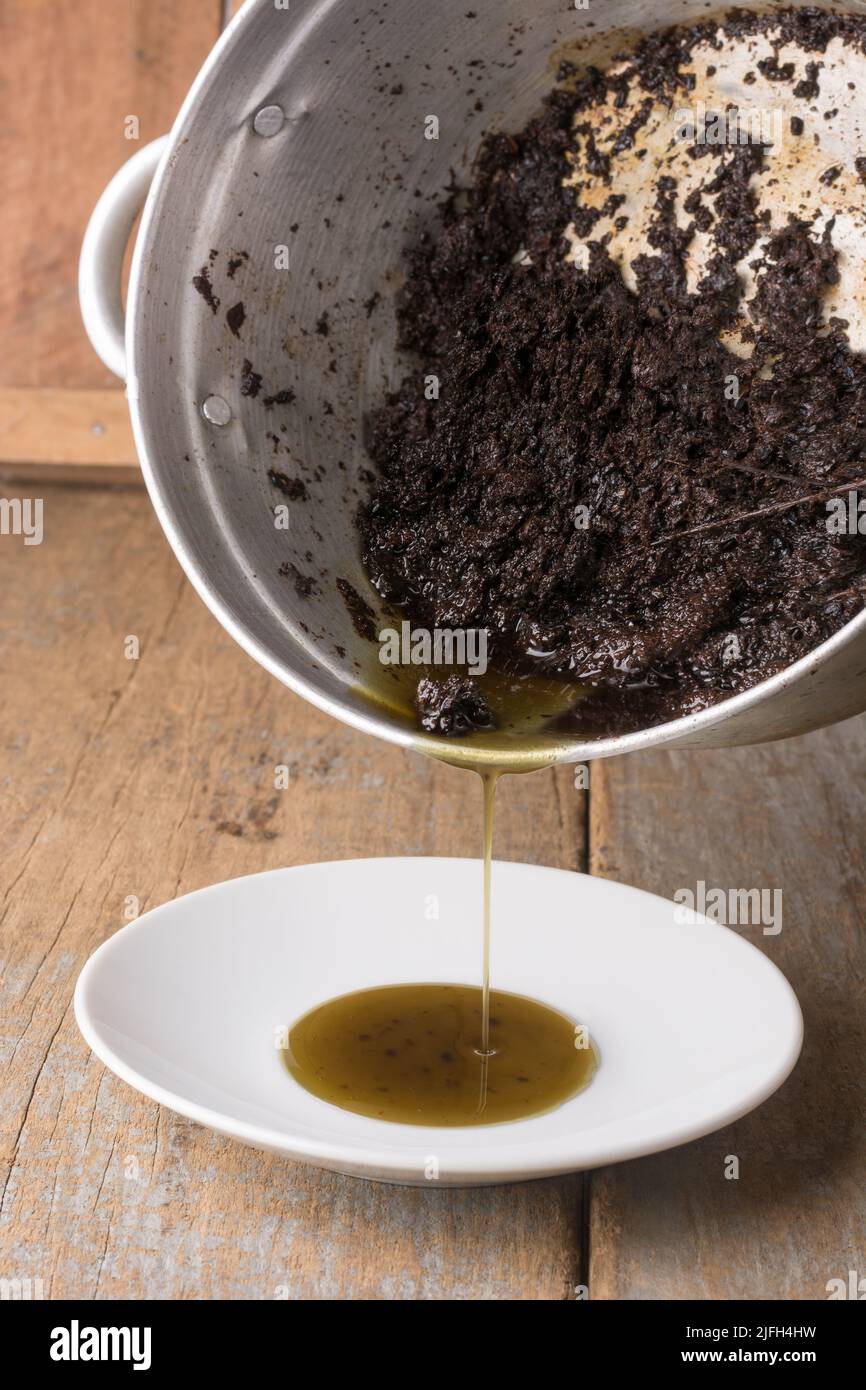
[1,0,863,1300]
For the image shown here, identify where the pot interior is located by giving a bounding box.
[130,0,866,760]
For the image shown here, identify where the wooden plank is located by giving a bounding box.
[0,0,219,393]
[0,486,588,1300]
[0,389,137,468]
[588,737,866,1300]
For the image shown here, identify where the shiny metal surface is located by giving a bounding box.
[126,0,866,765]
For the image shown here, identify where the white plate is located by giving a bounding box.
[74,858,802,1186]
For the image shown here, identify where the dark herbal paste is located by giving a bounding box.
[360,10,866,735]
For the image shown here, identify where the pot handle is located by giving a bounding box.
[79,136,169,381]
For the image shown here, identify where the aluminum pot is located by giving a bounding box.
[80,0,866,768]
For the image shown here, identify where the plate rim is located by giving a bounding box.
[73,857,804,1182]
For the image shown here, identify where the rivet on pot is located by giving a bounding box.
[253,105,286,137]
[202,395,232,426]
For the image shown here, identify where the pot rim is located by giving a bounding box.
[125,0,866,768]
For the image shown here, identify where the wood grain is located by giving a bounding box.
[0,389,137,469]
[0,486,587,1300]
[0,0,219,392]
[2,484,862,1298]
[589,738,866,1300]
[3,0,863,1304]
